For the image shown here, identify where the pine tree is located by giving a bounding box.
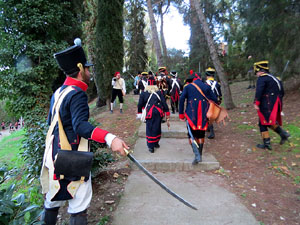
[95,0,124,106]
[126,0,148,75]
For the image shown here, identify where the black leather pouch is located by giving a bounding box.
[54,150,93,181]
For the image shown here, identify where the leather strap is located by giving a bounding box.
[191,83,209,101]
[51,86,88,152]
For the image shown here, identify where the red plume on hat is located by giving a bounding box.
[189,69,194,75]
[114,71,120,77]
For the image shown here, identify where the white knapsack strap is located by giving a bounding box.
[144,93,154,109]
[170,79,180,93]
[46,86,73,148]
[267,74,281,91]
[54,88,89,152]
[153,92,161,101]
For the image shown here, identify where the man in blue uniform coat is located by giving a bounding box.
[205,67,222,139]
[168,71,183,114]
[40,39,129,225]
[253,60,290,150]
[137,74,170,153]
[179,72,217,165]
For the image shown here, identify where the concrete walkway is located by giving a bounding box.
[112,113,259,225]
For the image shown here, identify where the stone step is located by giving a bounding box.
[138,121,187,138]
[131,138,219,172]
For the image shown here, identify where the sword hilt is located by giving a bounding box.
[124,148,133,155]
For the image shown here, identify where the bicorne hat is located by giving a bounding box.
[205,67,216,76]
[54,38,93,75]
[254,60,269,73]
[158,67,166,73]
[170,71,177,77]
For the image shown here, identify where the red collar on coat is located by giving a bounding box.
[63,76,88,92]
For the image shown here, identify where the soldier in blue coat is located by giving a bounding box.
[40,39,129,225]
[137,75,170,153]
[253,60,290,150]
[168,71,183,114]
[179,72,217,164]
[205,67,222,139]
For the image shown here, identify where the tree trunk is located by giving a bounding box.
[191,0,235,109]
[147,0,164,66]
[159,4,168,66]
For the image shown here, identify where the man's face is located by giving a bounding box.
[82,67,91,85]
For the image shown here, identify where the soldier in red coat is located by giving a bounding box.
[253,60,290,150]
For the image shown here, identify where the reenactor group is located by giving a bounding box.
[40,37,290,224]
[135,66,223,165]
[135,61,290,164]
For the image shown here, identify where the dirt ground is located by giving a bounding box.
[58,81,300,225]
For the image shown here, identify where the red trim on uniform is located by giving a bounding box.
[147,140,159,143]
[257,97,282,126]
[185,113,196,130]
[146,134,161,139]
[179,114,185,120]
[90,127,109,143]
[197,101,202,129]
[64,76,88,92]
[165,112,170,116]
[255,100,260,106]
[53,174,59,180]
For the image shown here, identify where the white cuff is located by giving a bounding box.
[104,133,116,148]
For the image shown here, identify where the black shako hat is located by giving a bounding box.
[54,38,93,75]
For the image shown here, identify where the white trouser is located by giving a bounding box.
[44,177,92,214]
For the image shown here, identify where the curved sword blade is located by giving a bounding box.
[127,153,198,210]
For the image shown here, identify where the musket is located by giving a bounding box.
[124,148,198,210]
[280,60,290,80]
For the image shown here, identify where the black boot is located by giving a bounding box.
[257,138,272,150]
[274,126,290,145]
[148,148,154,153]
[70,210,88,225]
[192,144,201,165]
[198,144,203,162]
[42,207,59,225]
[154,143,160,148]
[207,125,215,139]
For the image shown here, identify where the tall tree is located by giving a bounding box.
[191,0,235,109]
[126,0,148,75]
[0,0,84,175]
[238,0,300,79]
[95,0,124,107]
[147,0,164,67]
[83,0,99,100]
[158,1,170,66]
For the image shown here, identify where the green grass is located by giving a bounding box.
[0,129,26,167]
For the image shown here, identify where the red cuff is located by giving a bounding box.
[179,114,185,120]
[91,127,109,143]
[255,100,260,106]
[166,112,170,116]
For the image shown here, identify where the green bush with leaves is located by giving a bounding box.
[21,121,48,178]
[0,168,43,225]
[89,118,115,177]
